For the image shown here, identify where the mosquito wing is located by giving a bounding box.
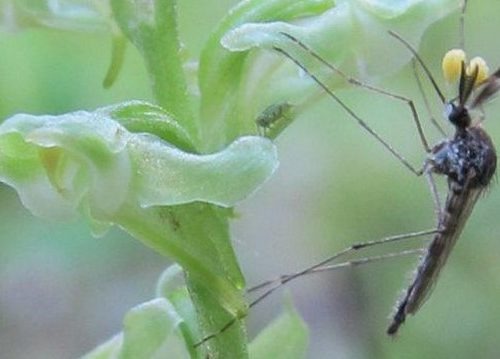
[387,184,484,335]
[471,68,500,108]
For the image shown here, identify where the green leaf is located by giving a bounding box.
[249,298,309,359]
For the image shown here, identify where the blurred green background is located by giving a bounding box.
[1,1,500,358]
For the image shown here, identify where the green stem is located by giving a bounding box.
[111,0,197,143]
[114,203,248,358]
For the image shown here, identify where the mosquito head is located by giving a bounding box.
[445,102,470,129]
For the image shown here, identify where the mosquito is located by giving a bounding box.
[196,0,500,346]
[273,28,498,337]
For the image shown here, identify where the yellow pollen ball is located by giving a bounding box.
[442,49,466,83]
[467,56,489,86]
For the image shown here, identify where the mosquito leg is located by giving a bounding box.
[273,46,424,176]
[194,250,423,349]
[280,32,431,153]
[248,248,425,312]
[412,59,447,136]
[291,248,424,278]
[247,228,437,301]
[460,0,469,50]
[425,171,443,223]
[194,228,437,348]
[388,30,446,104]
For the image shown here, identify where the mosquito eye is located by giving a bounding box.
[467,56,489,86]
[442,49,466,83]
[444,103,454,117]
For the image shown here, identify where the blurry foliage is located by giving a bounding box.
[1,0,500,359]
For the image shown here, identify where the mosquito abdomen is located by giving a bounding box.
[388,125,497,336]
[387,186,483,336]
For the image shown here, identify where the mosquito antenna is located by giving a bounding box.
[388,30,446,104]
[272,45,423,175]
[460,0,468,50]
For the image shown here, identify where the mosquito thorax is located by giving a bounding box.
[429,126,496,189]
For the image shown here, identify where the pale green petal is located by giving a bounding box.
[223,0,458,79]
[214,0,459,144]
[0,104,278,223]
[130,134,278,208]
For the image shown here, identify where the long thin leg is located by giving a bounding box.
[247,248,424,310]
[246,228,438,302]
[280,32,431,153]
[425,171,443,224]
[410,60,446,222]
[281,248,424,282]
[460,0,469,50]
[273,45,424,176]
[388,30,446,104]
[194,228,438,347]
[276,33,451,217]
[412,59,447,136]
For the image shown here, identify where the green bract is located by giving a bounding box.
[0,101,278,227]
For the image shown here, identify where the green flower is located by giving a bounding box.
[0,101,278,232]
